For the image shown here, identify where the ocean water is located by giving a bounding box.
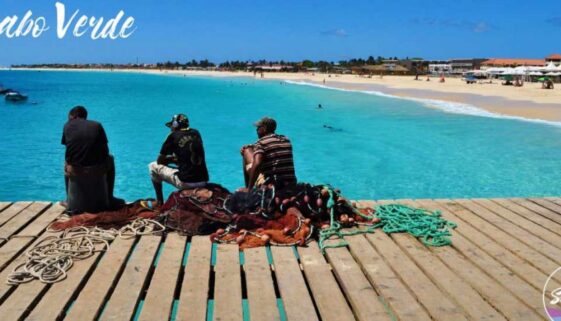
[1,70,561,202]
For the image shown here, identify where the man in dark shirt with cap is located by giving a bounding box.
[61,106,123,211]
[149,114,209,204]
[241,117,297,189]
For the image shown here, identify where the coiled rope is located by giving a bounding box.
[318,192,456,252]
[7,218,164,285]
[374,204,457,247]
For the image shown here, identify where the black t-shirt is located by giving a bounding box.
[160,128,209,183]
[61,119,109,166]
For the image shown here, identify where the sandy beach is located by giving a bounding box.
[7,67,561,124]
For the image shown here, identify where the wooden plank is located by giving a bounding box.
[270,246,319,321]
[365,231,468,321]
[298,242,355,321]
[409,200,545,319]
[476,199,561,245]
[528,198,561,221]
[23,251,104,321]
[487,199,561,236]
[0,202,12,213]
[99,235,161,321]
[0,202,32,227]
[0,202,50,245]
[0,231,64,319]
[380,203,508,321]
[433,199,561,285]
[359,202,468,321]
[324,247,392,321]
[0,273,50,320]
[175,236,211,321]
[64,237,136,321]
[420,199,558,292]
[510,198,561,224]
[544,197,561,208]
[345,233,432,321]
[213,244,243,321]
[457,199,561,265]
[510,198,561,225]
[138,233,186,321]
[0,231,62,300]
[0,204,64,271]
[244,247,280,321]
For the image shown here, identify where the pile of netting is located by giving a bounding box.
[44,183,457,253]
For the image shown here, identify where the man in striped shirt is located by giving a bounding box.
[241,117,297,189]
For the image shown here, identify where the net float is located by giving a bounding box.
[216,228,225,235]
[260,234,270,242]
[303,195,310,203]
[236,235,245,244]
[316,198,323,207]
[283,227,291,235]
[303,218,311,225]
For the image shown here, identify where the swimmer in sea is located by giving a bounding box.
[317,104,323,109]
[323,124,343,132]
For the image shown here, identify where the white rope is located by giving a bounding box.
[7,218,164,285]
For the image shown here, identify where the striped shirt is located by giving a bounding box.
[253,134,297,186]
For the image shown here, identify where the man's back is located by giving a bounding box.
[254,134,296,186]
[62,119,109,167]
[160,128,209,183]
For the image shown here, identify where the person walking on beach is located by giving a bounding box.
[61,106,124,213]
[240,117,297,190]
[149,114,209,205]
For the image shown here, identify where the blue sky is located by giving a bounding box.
[1,0,560,65]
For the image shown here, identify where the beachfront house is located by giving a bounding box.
[546,53,561,66]
[481,58,546,69]
[448,59,487,74]
[428,63,452,74]
[352,64,410,76]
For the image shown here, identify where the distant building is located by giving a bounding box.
[352,64,410,75]
[428,63,452,74]
[448,59,487,73]
[546,53,561,66]
[252,65,294,72]
[481,58,545,68]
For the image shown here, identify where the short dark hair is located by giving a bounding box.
[69,106,88,119]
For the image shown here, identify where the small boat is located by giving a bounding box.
[5,91,28,102]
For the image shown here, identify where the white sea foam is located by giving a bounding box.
[284,80,561,127]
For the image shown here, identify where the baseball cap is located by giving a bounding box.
[253,117,277,132]
[165,114,189,128]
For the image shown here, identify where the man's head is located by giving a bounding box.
[254,117,276,138]
[165,114,189,131]
[68,106,88,120]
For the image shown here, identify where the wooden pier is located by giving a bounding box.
[0,198,560,320]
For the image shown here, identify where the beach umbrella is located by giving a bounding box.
[501,75,513,81]
[500,68,516,75]
[528,71,543,76]
[546,72,561,76]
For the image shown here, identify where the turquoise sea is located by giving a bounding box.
[1,70,561,202]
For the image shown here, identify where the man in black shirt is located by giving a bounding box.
[61,106,123,211]
[149,114,209,204]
